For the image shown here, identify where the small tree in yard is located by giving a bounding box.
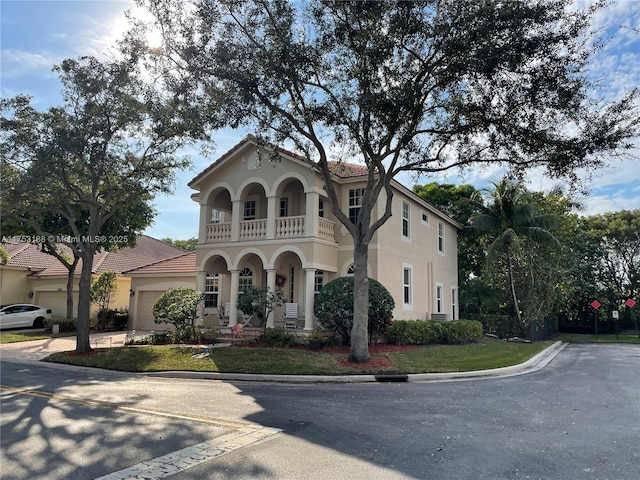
[152,288,203,341]
[237,286,287,336]
[314,277,394,346]
[91,271,118,330]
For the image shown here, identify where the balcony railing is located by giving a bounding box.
[205,216,336,243]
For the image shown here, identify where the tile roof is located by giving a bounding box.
[189,135,371,187]
[125,251,196,275]
[0,235,186,277]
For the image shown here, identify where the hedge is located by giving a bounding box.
[387,319,483,345]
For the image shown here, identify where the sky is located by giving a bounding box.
[1,0,639,240]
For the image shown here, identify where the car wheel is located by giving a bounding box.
[33,317,45,328]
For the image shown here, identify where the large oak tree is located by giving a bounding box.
[126,0,638,361]
[1,57,195,352]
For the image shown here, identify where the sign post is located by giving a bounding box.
[612,310,619,340]
[625,298,638,338]
[590,300,601,340]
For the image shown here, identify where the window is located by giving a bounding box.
[318,198,325,218]
[402,202,410,238]
[279,197,288,217]
[204,273,219,308]
[451,287,458,320]
[438,222,445,254]
[348,188,365,224]
[346,264,355,276]
[289,266,295,303]
[421,211,429,225]
[211,209,222,224]
[239,267,253,292]
[436,284,443,313]
[403,267,412,306]
[314,270,324,297]
[244,200,256,220]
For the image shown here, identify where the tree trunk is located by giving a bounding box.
[505,246,522,333]
[65,258,79,320]
[76,253,94,353]
[349,241,370,363]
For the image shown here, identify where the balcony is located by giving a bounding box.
[206,215,336,243]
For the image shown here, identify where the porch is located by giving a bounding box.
[205,216,336,243]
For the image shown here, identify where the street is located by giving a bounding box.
[1,344,639,479]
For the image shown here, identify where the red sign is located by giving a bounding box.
[590,300,601,309]
[626,298,636,308]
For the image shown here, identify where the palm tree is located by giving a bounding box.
[470,178,560,334]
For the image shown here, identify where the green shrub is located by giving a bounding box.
[105,308,129,330]
[314,276,395,345]
[387,319,482,345]
[45,317,77,332]
[261,327,302,347]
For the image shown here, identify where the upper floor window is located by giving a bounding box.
[318,198,325,218]
[402,201,410,238]
[436,283,443,313]
[348,188,365,224]
[211,209,223,224]
[421,211,429,225]
[279,197,288,217]
[438,222,445,254]
[239,267,253,292]
[244,200,256,220]
[204,273,219,308]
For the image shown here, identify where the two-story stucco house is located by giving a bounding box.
[189,136,462,330]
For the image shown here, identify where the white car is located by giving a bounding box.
[0,304,52,329]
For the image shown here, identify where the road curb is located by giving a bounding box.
[142,341,567,384]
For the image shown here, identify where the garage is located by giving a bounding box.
[35,291,77,319]
[135,291,170,331]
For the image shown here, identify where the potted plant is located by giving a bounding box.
[308,328,326,351]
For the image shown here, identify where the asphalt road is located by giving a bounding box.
[1,343,639,479]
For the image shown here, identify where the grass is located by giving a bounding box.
[42,337,555,375]
[554,332,640,344]
[0,332,52,343]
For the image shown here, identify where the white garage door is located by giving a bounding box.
[35,292,77,318]
[136,291,169,331]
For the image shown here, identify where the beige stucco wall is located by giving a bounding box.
[0,267,30,305]
[28,275,131,320]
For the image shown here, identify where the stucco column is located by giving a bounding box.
[266,195,277,239]
[199,204,210,244]
[266,269,277,327]
[304,268,316,330]
[196,271,207,294]
[305,190,319,238]
[229,269,240,326]
[231,200,242,241]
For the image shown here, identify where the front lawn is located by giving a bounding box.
[0,332,51,343]
[42,337,555,375]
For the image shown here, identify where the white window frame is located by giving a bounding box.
[436,283,444,313]
[451,287,458,320]
[348,188,365,224]
[244,200,256,220]
[437,221,445,255]
[421,211,430,226]
[204,273,220,308]
[402,201,410,240]
[402,264,412,308]
[279,197,289,217]
[314,270,324,297]
[239,267,253,292]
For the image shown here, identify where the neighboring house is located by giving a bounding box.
[189,136,462,330]
[0,236,186,322]
[125,251,197,331]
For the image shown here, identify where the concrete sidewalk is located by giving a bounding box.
[0,331,129,363]
[0,332,566,383]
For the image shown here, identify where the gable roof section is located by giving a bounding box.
[124,251,196,275]
[0,235,186,277]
